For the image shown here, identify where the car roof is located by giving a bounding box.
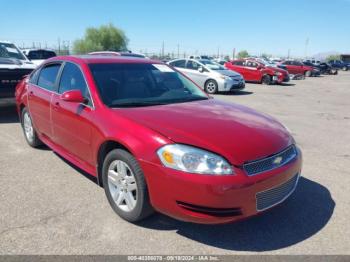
[46,55,161,65]
[23,48,56,52]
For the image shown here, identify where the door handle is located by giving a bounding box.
[53,101,60,111]
[29,91,34,97]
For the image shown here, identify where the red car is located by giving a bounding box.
[15,56,302,224]
[279,60,314,77]
[225,59,289,85]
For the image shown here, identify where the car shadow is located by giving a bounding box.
[278,83,296,87]
[219,91,254,96]
[0,105,19,124]
[136,177,335,252]
[54,152,99,185]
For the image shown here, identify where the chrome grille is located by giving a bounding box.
[256,173,299,211]
[243,145,297,176]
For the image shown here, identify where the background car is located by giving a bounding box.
[279,60,314,77]
[0,41,36,101]
[89,51,147,58]
[328,60,350,71]
[22,49,57,66]
[303,61,338,75]
[225,59,289,85]
[168,59,245,94]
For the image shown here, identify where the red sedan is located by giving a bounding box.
[279,60,314,76]
[15,55,302,224]
[225,59,289,85]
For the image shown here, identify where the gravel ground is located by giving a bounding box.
[0,72,349,255]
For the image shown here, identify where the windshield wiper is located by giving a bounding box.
[110,101,168,108]
[170,96,209,103]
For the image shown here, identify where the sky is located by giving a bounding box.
[1,0,350,57]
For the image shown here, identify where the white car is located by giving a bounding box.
[168,59,245,94]
[22,49,57,66]
[0,41,36,101]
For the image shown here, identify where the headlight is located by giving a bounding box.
[274,72,282,76]
[157,144,233,175]
[219,75,230,80]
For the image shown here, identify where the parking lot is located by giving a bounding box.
[0,72,349,255]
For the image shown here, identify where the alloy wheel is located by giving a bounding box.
[206,81,217,94]
[107,160,138,212]
[23,112,34,143]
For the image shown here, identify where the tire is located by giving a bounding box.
[261,75,272,85]
[342,66,348,71]
[204,80,218,94]
[305,70,312,77]
[102,149,154,222]
[21,107,42,148]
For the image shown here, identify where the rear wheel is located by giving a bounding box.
[204,80,218,94]
[21,108,42,148]
[342,66,348,71]
[102,149,154,222]
[305,70,312,77]
[261,75,272,85]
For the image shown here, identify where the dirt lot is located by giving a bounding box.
[0,72,349,255]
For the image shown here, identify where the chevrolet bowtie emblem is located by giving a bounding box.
[273,156,283,165]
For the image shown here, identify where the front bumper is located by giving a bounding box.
[272,74,287,84]
[218,78,245,92]
[141,147,302,224]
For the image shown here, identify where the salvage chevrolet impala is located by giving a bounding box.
[15,55,302,224]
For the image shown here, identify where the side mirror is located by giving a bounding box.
[198,66,204,73]
[60,90,85,103]
[257,65,264,70]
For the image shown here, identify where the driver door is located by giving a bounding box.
[244,61,262,81]
[182,60,208,88]
[51,62,94,167]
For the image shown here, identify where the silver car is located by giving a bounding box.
[168,59,245,94]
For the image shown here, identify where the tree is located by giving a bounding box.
[73,23,128,54]
[261,53,271,59]
[326,54,340,62]
[237,50,249,59]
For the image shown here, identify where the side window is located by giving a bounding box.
[170,60,186,68]
[58,62,91,104]
[29,68,41,84]
[186,60,200,70]
[246,61,258,68]
[37,64,61,91]
[233,61,244,66]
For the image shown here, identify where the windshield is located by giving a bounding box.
[198,60,225,70]
[89,63,208,107]
[0,43,27,60]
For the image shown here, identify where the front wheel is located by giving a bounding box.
[21,108,42,148]
[261,75,272,85]
[342,66,348,71]
[102,149,154,222]
[204,80,218,94]
[305,70,312,77]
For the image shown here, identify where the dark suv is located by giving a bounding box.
[328,60,350,71]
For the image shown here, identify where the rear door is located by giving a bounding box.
[292,61,305,74]
[28,63,62,139]
[51,62,94,166]
[227,61,246,78]
[283,61,295,74]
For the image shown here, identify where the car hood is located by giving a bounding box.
[215,69,242,78]
[266,66,288,75]
[0,58,36,69]
[117,99,293,165]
